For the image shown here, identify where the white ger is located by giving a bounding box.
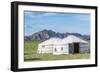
[37,35,88,55]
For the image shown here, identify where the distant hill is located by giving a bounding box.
[24,29,90,41]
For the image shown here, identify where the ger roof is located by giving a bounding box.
[62,35,88,44]
[39,37,62,45]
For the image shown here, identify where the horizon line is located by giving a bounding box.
[24,29,90,36]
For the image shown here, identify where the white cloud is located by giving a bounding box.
[43,13,57,16]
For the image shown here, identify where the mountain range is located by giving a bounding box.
[25,29,90,41]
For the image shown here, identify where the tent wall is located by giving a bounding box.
[37,43,89,54]
[53,44,69,55]
[37,45,53,54]
[61,44,69,54]
[53,45,62,55]
[79,43,90,53]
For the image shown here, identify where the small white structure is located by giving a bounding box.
[61,35,88,54]
[37,35,88,55]
[37,38,62,54]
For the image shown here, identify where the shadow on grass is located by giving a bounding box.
[24,58,41,61]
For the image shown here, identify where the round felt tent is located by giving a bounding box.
[61,35,88,54]
[37,37,62,54]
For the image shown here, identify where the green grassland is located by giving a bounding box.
[24,40,90,62]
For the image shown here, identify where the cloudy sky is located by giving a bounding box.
[24,11,90,36]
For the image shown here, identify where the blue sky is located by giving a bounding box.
[24,11,90,36]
